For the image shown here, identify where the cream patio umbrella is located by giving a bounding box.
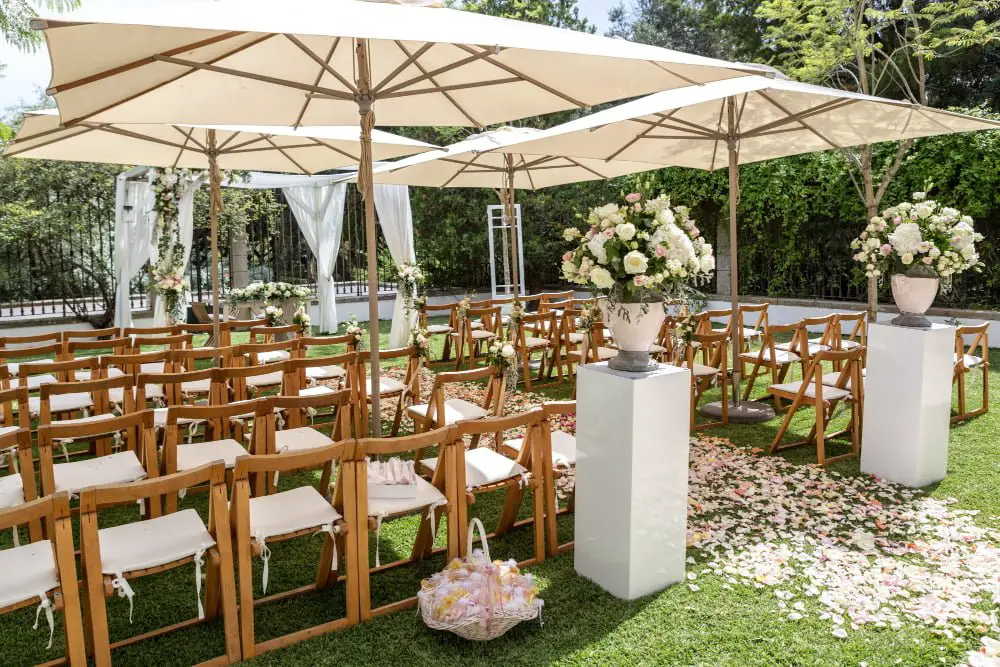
[31,0,760,434]
[494,74,1000,421]
[4,108,438,346]
[370,126,665,294]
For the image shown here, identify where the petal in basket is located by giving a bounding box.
[418,518,543,641]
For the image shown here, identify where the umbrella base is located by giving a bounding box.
[701,400,775,424]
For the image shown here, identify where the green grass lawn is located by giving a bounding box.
[0,320,996,666]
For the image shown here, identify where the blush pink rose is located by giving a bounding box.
[625,192,642,203]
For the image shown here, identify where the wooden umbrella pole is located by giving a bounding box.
[503,154,520,295]
[207,129,222,356]
[726,97,741,406]
[357,39,382,437]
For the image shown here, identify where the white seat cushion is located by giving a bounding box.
[955,352,984,368]
[769,381,852,401]
[0,425,18,439]
[249,486,341,541]
[99,509,215,575]
[181,378,212,394]
[49,412,119,432]
[594,346,618,361]
[840,339,863,350]
[7,359,54,377]
[0,541,58,608]
[27,392,94,416]
[470,329,496,340]
[505,430,577,468]
[740,349,801,364]
[300,385,336,397]
[469,320,484,330]
[23,374,59,391]
[422,448,526,487]
[152,407,201,428]
[367,475,446,518]
[245,371,284,388]
[0,474,24,509]
[427,324,452,335]
[365,376,406,396]
[821,369,867,388]
[175,438,246,471]
[524,336,550,349]
[775,341,829,355]
[75,368,126,382]
[139,362,165,374]
[256,350,292,364]
[689,362,719,378]
[407,398,487,425]
[52,451,146,495]
[567,332,585,344]
[275,427,333,454]
[305,365,346,380]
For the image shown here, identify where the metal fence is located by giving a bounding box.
[0,186,397,322]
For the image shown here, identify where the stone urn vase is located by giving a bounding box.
[599,298,665,373]
[890,268,939,328]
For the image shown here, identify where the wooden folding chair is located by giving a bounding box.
[249,323,301,345]
[282,352,358,430]
[177,321,217,347]
[136,368,219,436]
[775,314,837,357]
[39,375,138,463]
[169,345,235,402]
[0,423,41,543]
[354,425,460,619]
[78,461,240,665]
[0,331,62,347]
[451,305,501,370]
[61,338,132,379]
[684,331,729,430]
[513,311,557,390]
[62,327,120,343]
[230,440,358,659]
[239,339,299,370]
[739,321,809,406]
[537,290,574,313]
[300,333,358,356]
[220,318,269,347]
[418,301,457,362]
[443,410,547,566]
[0,493,86,666]
[768,347,865,466]
[21,358,98,420]
[356,346,421,437]
[0,380,30,433]
[0,342,64,389]
[733,303,769,370]
[952,323,990,423]
[406,365,506,435]
[127,333,192,355]
[122,324,180,338]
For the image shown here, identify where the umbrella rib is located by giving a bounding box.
[219,135,272,152]
[61,34,276,126]
[379,77,523,99]
[519,155,560,169]
[914,107,958,134]
[389,42,482,128]
[735,93,750,128]
[47,31,247,94]
[154,54,356,100]
[564,156,607,180]
[226,141,332,153]
[441,153,482,187]
[454,44,588,109]
[311,138,361,164]
[647,60,702,86]
[378,48,498,97]
[169,126,199,168]
[709,99,726,171]
[263,135,313,174]
[284,34,358,96]
[294,38,341,128]
[82,123,193,151]
[2,126,97,157]
[169,125,209,153]
[644,134,719,140]
[741,98,854,138]
[606,108,680,161]
[636,115,719,138]
[373,42,435,93]
[518,155,537,190]
[757,92,841,150]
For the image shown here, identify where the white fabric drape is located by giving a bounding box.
[373,184,416,348]
[283,183,347,332]
[113,173,156,329]
[151,180,198,326]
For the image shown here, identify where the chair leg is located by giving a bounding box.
[315,533,337,589]
[203,550,222,620]
[496,484,524,537]
[80,518,112,667]
[957,369,967,418]
[815,398,827,465]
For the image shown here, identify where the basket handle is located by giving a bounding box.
[466,517,491,563]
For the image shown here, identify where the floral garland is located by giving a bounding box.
[226,281,312,305]
[263,305,284,326]
[345,314,366,350]
[149,168,192,325]
[408,327,430,358]
[850,189,983,286]
[506,294,525,338]
[292,307,311,334]
[396,261,425,318]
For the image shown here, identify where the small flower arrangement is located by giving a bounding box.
[668,312,699,365]
[561,192,715,313]
[152,269,189,325]
[486,336,519,383]
[226,281,313,305]
[263,305,284,326]
[408,327,431,358]
[413,295,427,310]
[576,299,600,331]
[344,314,366,349]
[850,189,983,283]
[455,297,471,322]
[292,307,311,333]
[396,261,425,316]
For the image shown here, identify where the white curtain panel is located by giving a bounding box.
[113,177,156,329]
[150,180,198,326]
[283,183,347,332]
[373,184,417,348]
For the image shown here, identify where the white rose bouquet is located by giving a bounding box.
[561,192,715,310]
[408,327,431,358]
[486,336,519,383]
[850,190,983,284]
[292,307,311,333]
[344,314,366,350]
[263,305,284,326]
[395,261,426,316]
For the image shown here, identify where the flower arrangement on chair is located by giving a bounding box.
[396,261,426,317]
[455,296,471,323]
[850,188,983,327]
[408,328,431,359]
[263,305,284,326]
[486,336,519,384]
[292,307,311,333]
[345,315,366,350]
[560,192,714,372]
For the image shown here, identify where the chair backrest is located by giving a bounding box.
[802,347,865,401]
[282,352,358,398]
[237,340,299,366]
[428,365,505,425]
[37,410,156,497]
[0,342,64,371]
[300,333,358,354]
[832,312,867,349]
[356,425,457,464]
[454,408,543,451]
[123,324,180,337]
[177,322,217,346]
[62,327,120,342]
[259,389,355,444]
[99,350,173,380]
[223,318,269,347]
[756,321,806,363]
[0,384,29,430]
[39,374,136,425]
[162,400,264,465]
[799,314,838,347]
[685,330,729,370]
[697,308,733,336]
[169,345,235,372]
[418,301,458,327]
[356,346,420,411]
[218,362,289,403]
[537,290,574,312]
[232,439,356,510]
[19,356,97,386]
[464,306,502,334]
[137,367,218,407]
[62,337,132,361]
[129,333,193,353]
[737,303,769,337]
[955,322,989,366]
[515,311,556,349]
[249,324,301,343]
[190,302,214,325]
[0,332,62,348]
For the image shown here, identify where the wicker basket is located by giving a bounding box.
[418,518,541,641]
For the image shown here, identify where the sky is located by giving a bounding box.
[0,0,620,113]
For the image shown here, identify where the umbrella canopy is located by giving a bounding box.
[34,0,760,127]
[5,109,437,171]
[498,74,1000,420]
[32,0,761,435]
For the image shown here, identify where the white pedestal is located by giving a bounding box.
[574,362,690,600]
[860,322,954,487]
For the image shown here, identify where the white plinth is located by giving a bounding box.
[574,362,690,600]
[860,322,954,487]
